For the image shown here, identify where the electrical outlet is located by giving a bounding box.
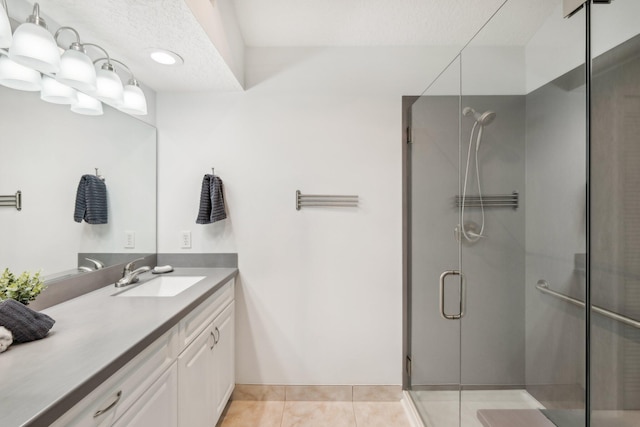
[181,231,191,249]
[125,231,135,249]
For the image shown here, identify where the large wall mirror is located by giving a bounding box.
[0,85,157,279]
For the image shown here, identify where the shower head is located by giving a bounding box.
[463,107,496,126]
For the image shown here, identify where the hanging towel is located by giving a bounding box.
[0,299,55,344]
[74,175,108,224]
[196,174,227,224]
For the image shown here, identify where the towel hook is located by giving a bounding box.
[211,167,214,175]
[95,168,105,181]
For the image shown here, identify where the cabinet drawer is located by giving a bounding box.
[112,362,178,427]
[179,278,234,351]
[51,325,179,427]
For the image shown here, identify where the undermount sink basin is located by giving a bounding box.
[115,276,206,297]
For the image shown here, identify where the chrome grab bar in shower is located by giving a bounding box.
[439,270,465,320]
[536,279,640,330]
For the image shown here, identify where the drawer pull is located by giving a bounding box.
[214,327,220,344]
[93,390,122,418]
[210,331,215,350]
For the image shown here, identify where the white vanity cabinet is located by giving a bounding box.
[50,325,179,427]
[50,276,235,427]
[178,281,235,427]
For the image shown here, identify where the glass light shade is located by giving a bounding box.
[40,75,77,104]
[71,92,103,116]
[118,83,147,115]
[56,49,96,92]
[0,55,42,91]
[94,66,123,104]
[9,22,60,73]
[0,5,11,49]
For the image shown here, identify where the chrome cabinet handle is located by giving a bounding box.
[93,390,122,418]
[214,327,220,344]
[210,331,215,350]
[439,270,465,320]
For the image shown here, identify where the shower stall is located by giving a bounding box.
[403,0,640,426]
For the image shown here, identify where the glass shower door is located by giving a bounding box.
[457,0,587,426]
[408,55,463,427]
[406,1,589,426]
[590,1,640,425]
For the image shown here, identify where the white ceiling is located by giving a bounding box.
[234,0,509,46]
[6,0,560,92]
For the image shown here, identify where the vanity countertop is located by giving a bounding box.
[0,267,238,427]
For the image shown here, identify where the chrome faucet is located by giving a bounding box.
[78,257,105,272]
[86,257,105,270]
[115,257,151,287]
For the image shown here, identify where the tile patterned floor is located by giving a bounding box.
[216,399,413,427]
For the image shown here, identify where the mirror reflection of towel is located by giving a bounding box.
[196,174,227,224]
[74,175,108,224]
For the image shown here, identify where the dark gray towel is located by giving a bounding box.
[0,299,55,343]
[74,175,108,224]
[196,174,227,224]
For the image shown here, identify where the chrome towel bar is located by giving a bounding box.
[455,192,518,209]
[296,190,358,210]
[0,191,21,211]
[536,279,640,330]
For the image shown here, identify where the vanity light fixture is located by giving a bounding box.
[8,3,60,73]
[149,48,183,66]
[40,75,77,104]
[0,2,146,116]
[120,82,147,115]
[88,46,124,105]
[0,0,11,48]
[101,59,147,115]
[71,92,103,116]
[0,54,42,91]
[54,27,96,92]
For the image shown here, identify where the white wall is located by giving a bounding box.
[156,46,458,384]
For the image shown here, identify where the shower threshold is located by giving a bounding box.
[409,388,640,427]
[408,389,545,427]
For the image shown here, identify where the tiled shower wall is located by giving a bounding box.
[410,94,526,387]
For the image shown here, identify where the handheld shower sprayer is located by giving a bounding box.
[463,107,496,126]
[459,106,497,243]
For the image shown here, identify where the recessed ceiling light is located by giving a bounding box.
[149,49,183,66]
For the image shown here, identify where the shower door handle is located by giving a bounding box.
[439,270,465,320]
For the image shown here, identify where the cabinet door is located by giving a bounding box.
[112,363,178,427]
[213,301,235,420]
[178,322,215,427]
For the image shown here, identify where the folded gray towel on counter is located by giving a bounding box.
[196,174,227,224]
[74,174,108,224]
[0,299,55,343]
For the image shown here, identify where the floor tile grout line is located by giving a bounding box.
[352,400,358,427]
[279,399,286,427]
